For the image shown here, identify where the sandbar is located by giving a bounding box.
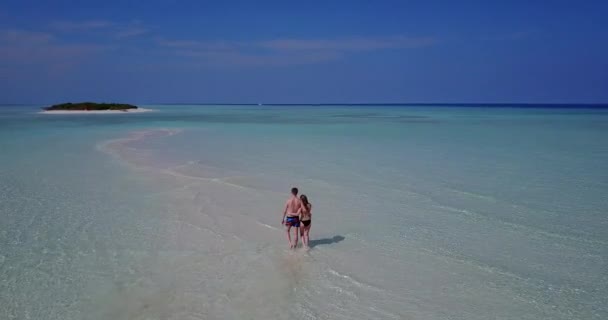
[40,108,154,114]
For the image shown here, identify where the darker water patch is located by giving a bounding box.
[331,113,430,119]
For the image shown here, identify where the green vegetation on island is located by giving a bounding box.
[44,102,139,111]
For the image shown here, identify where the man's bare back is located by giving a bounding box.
[285,196,302,217]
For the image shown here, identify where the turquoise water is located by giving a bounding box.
[1,105,607,319]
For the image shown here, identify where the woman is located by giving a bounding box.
[299,195,312,249]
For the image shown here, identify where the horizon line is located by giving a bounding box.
[3,102,608,107]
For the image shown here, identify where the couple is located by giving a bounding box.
[281,187,312,249]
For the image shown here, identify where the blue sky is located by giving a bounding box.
[0,0,607,104]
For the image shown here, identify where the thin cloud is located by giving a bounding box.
[157,38,319,66]
[158,39,204,48]
[157,38,236,51]
[260,36,437,51]
[0,29,55,45]
[482,29,542,42]
[0,28,111,73]
[506,30,540,40]
[157,35,436,66]
[49,19,149,39]
[174,48,340,67]
[50,20,115,31]
[115,26,148,39]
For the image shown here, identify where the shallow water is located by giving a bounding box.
[1,105,607,319]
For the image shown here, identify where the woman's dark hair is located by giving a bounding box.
[300,194,310,207]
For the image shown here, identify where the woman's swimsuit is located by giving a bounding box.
[301,205,312,227]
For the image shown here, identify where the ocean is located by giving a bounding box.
[1,104,606,319]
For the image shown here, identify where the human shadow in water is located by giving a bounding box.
[309,235,345,248]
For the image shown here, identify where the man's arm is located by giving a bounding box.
[281,202,288,224]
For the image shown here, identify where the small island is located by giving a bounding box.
[41,102,152,114]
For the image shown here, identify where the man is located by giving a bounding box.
[282,187,302,249]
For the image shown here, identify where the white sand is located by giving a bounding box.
[39,108,154,114]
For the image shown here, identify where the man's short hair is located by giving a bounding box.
[291,187,298,195]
